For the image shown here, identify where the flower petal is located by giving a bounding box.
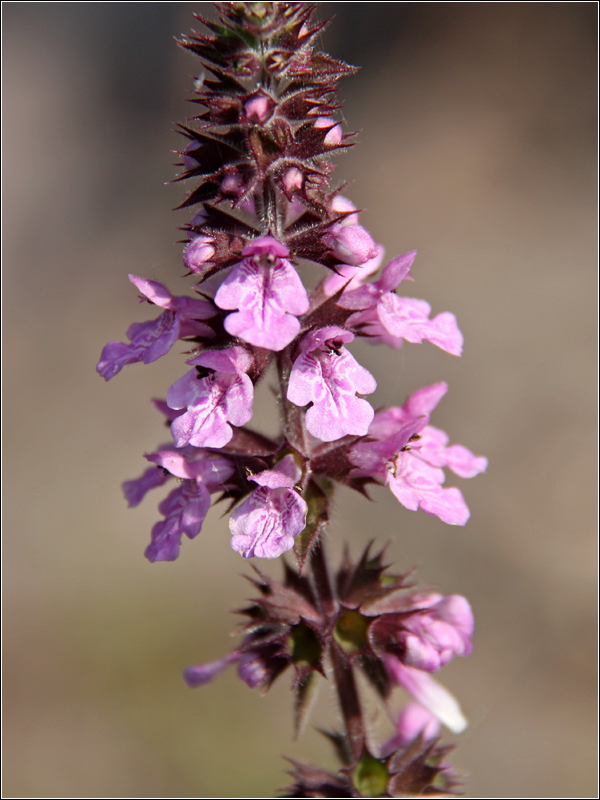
[229,485,307,559]
[385,659,468,734]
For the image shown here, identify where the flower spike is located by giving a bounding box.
[98,5,486,794]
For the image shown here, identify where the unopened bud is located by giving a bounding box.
[221,172,244,196]
[244,93,273,124]
[183,235,216,273]
[323,222,378,266]
[331,194,359,226]
[315,116,343,146]
[182,141,200,170]
[282,166,303,195]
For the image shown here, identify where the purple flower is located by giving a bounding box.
[385,657,468,734]
[122,466,171,508]
[350,383,486,525]
[382,703,441,753]
[144,448,234,562]
[322,222,378,266]
[166,346,254,449]
[214,236,309,351]
[237,651,271,688]
[183,652,240,687]
[340,251,464,356]
[145,480,211,562]
[287,327,377,442]
[183,643,268,690]
[399,593,474,673]
[229,455,308,559]
[96,275,216,380]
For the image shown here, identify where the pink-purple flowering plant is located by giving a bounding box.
[98,4,486,795]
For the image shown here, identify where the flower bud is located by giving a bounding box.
[221,171,244,197]
[331,194,359,226]
[281,166,303,195]
[244,93,273,124]
[314,116,343,146]
[189,208,208,230]
[323,222,378,266]
[401,593,473,672]
[182,140,200,170]
[183,235,216,273]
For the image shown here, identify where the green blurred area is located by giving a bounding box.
[3,3,596,797]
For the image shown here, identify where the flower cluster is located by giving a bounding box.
[98,4,486,795]
[97,2,485,564]
[185,544,468,797]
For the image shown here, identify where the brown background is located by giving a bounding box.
[3,3,597,797]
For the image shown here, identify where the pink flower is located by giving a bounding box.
[350,383,486,525]
[229,455,308,559]
[322,222,378,266]
[166,346,254,449]
[323,243,385,297]
[385,657,468,734]
[183,235,216,274]
[330,195,359,226]
[399,593,474,672]
[287,327,377,442]
[340,251,464,356]
[382,703,441,753]
[214,237,309,351]
[96,275,216,380]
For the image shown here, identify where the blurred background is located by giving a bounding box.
[3,2,597,797]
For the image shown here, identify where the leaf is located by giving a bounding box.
[317,728,354,767]
[293,669,319,739]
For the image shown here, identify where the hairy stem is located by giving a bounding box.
[310,536,365,762]
[331,639,366,761]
